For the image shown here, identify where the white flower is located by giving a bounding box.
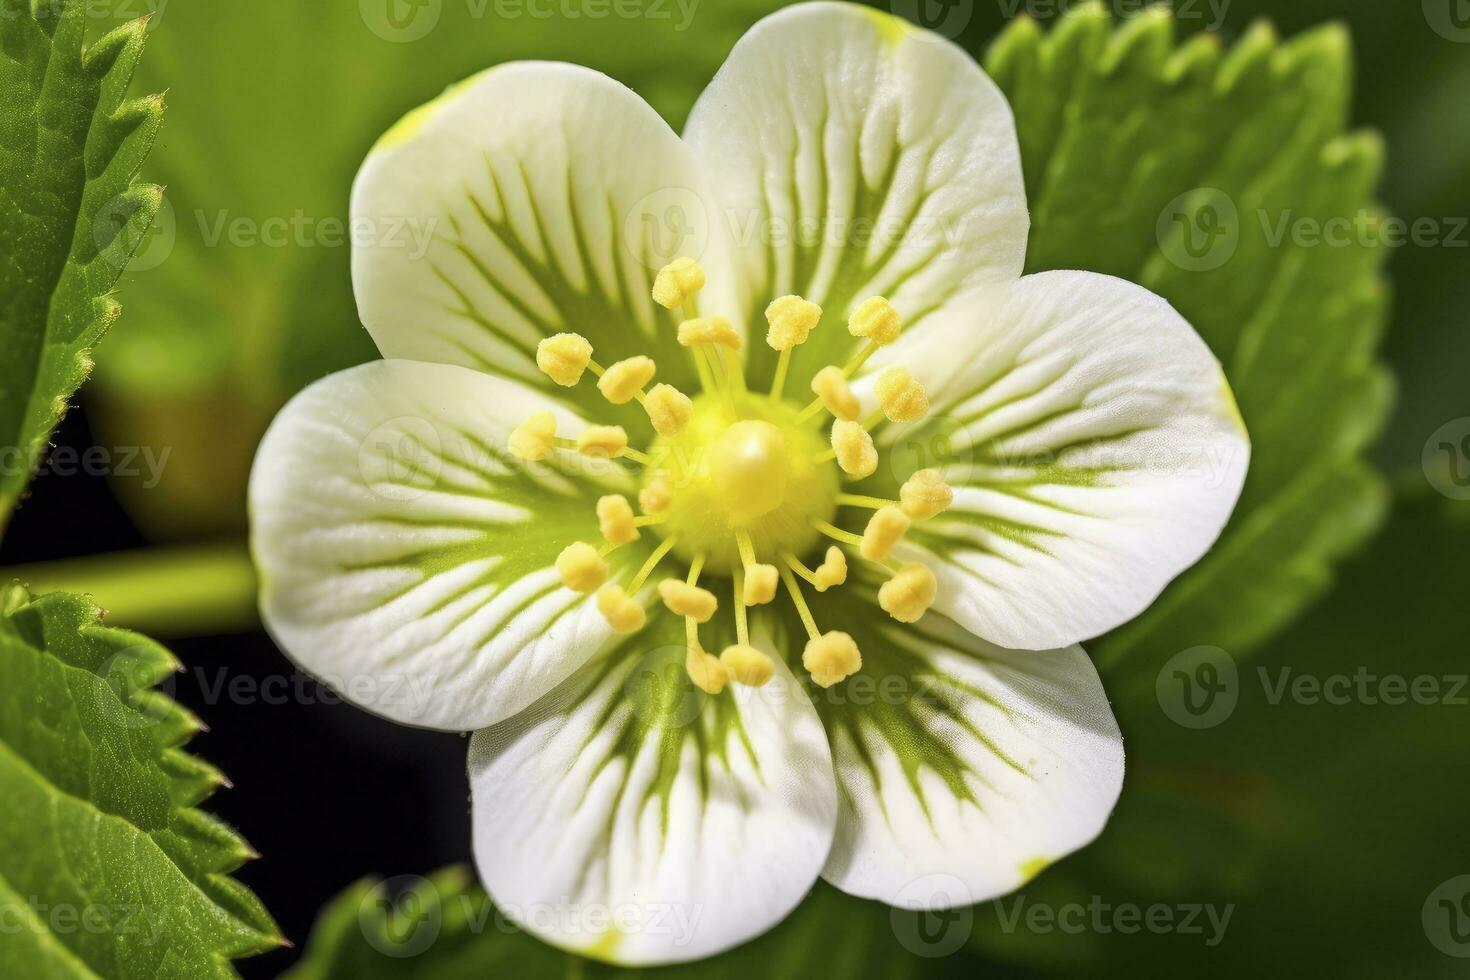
[249,2,1249,965]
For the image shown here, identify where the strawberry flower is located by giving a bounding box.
[250,2,1248,964]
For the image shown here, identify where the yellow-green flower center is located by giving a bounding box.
[507,257,957,696]
[648,395,838,575]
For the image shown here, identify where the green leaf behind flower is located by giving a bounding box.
[0,0,163,531]
[0,588,281,977]
[985,5,1393,675]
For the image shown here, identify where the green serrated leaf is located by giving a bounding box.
[984,6,1394,675]
[0,588,282,978]
[286,868,931,980]
[0,0,164,532]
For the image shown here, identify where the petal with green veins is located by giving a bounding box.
[249,359,645,731]
[869,270,1250,651]
[468,609,836,966]
[683,2,1029,390]
[352,63,734,437]
[800,589,1122,906]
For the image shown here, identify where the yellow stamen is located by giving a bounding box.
[639,472,673,514]
[743,564,779,605]
[874,366,929,423]
[837,492,897,511]
[766,295,821,399]
[508,411,558,461]
[575,425,629,459]
[685,643,729,695]
[765,295,822,352]
[732,567,750,644]
[629,535,680,593]
[652,258,706,310]
[860,506,910,561]
[732,529,779,605]
[900,469,954,520]
[787,545,848,593]
[597,495,640,546]
[536,332,593,386]
[720,644,774,686]
[848,296,903,346]
[878,562,937,623]
[658,580,717,623]
[802,630,862,688]
[555,542,607,592]
[677,317,742,350]
[813,546,848,591]
[811,518,864,549]
[644,384,693,436]
[807,365,861,421]
[828,420,878,478]
[596,585,646,633]
[597,356,656,405]
[778,564,820,640]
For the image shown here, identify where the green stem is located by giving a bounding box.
[2,541,258,637]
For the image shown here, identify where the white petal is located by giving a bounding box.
[469,618,837,965]
[352,63,733,429]
[683,2,1028,386]
[873,271,1250,650]
[249,359,634,731]
[812,598,1123,907]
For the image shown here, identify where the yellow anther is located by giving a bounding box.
[765,295,822,351]
[596,584,646,634]
[803,631,862,688]
[652,257,706,310]
[535,332,593,386]
[811,366,861,421]
[639,472,672,514]
[576,425,629,459]
[644,383,693,436]
[508,411,558,461]
[860,506,911,561]
[831,420,878,478]
[597,356,656,404]
[555,542,607,593]
[900,469,954,520]
[597,495,639,546]
[677,317,742,350]
[848,296,903,346]
[812,546,848,592]
[658,579,718,623]
[879,562,937,623]
[875,366,929,423]
[742,563,779,605]
[685,646,729,695]
[720,644,774,686]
